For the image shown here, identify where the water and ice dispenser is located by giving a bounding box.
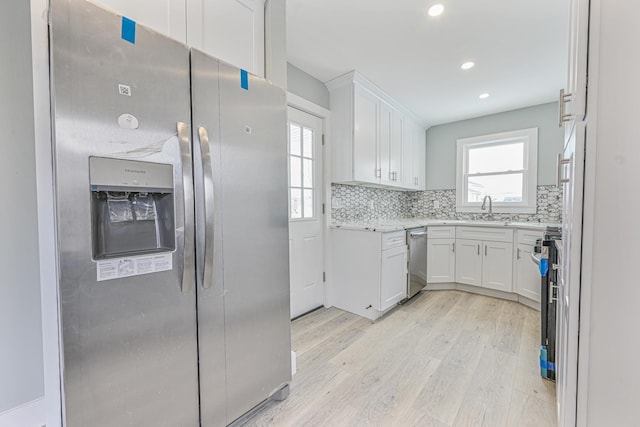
[89,157,175,259]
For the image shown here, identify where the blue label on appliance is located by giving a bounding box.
[539,258,549,276]
[240,69,249,90]
[121,16,136,44]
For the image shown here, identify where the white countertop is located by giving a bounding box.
[331,218,560,232]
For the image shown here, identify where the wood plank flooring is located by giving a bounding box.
[245,290,556,427]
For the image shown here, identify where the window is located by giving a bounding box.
[289,122,315,219]
[456,128,538,214]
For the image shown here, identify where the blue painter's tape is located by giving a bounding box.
[122,16,136,44]
[548,362,556,372]
[240,69,249,90]
[91,185,98,191]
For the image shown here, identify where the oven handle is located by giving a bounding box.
[531,252,541,265]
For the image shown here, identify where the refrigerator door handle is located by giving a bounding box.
[177,121,195,294]
[198,126,215,289]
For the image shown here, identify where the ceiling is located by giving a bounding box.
[286,0,568,127]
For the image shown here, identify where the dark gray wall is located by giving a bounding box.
[0,0,45,413]
[425,102,563,190]
[287,63,330,109]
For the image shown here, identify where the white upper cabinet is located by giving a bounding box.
[352,84,379,183]
[560,0,589,128]
[327,71,426,190]
[89,0,188,42]
[401,119,425,191]
[88,0,266,76]
[187,0,265,76]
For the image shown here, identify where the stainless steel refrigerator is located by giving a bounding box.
[49,1,291,425]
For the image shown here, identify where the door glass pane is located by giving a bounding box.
[290,156,302,187]
[290,123,301,156]
[303,189,313,219]
[290,188,302,219]
[467,172,524,203]
[468,142,524,174]
[303,128,313,158]
[303,158,313,188]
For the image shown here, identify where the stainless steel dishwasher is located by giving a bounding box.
[406,227,428,299]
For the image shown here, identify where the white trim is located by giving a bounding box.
[286,93,333,309]
[0,398,46,427]
[30,0,63,426]
[456,128,538,214]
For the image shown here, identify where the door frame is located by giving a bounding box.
[286,92,331,310]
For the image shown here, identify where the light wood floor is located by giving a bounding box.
[246,290,556,427]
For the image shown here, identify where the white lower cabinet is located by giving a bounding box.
[426,226,456,283]
[515,244,541,302]
[380,245,409,311]
[482,241,514,292]
[514,229,544,302]
[454,227,514,292]
[426,238,455,283]
[331,229,407,320]
[454,239,483,286]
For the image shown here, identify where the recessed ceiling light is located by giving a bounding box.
[461,61,475,70]
[428,4,445,17]
[479,93,490,99]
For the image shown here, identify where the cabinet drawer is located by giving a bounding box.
[381,231,406,250]
[456,226,513,243]
[427,226,455,239]
[516,229,544,246]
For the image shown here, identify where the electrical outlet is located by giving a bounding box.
[434,200,440,209]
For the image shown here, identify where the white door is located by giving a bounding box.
[288,107,324,319]
[482,241,513,292]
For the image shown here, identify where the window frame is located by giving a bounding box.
[288,121,317,221]
[456,128,538,214]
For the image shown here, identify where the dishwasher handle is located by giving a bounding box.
[409,231,428,238]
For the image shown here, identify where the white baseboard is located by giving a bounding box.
[426,282,540,310]
[0,397,46,427]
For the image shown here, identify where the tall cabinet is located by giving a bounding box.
[569,1,640,426]
[557,0,589,425]
[327,71,426,190]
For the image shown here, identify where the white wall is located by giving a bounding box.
[0,0,45,414]
[287,63,330,110]
[425,102,564,190]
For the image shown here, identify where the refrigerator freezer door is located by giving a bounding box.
[190,49,228,427]
[218,63,292,423]
[50,1,198,425]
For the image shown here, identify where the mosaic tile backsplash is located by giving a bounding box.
[331,183,562,223]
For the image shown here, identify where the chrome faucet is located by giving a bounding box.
[481,195,493,215]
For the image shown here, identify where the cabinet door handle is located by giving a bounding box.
[376,168,382,178]
[517,248,521,259]
[558,88,573,127]
[485,245,488,256]
[452,242,455,253]
[557,153,571,187]
[477,245,480,256]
